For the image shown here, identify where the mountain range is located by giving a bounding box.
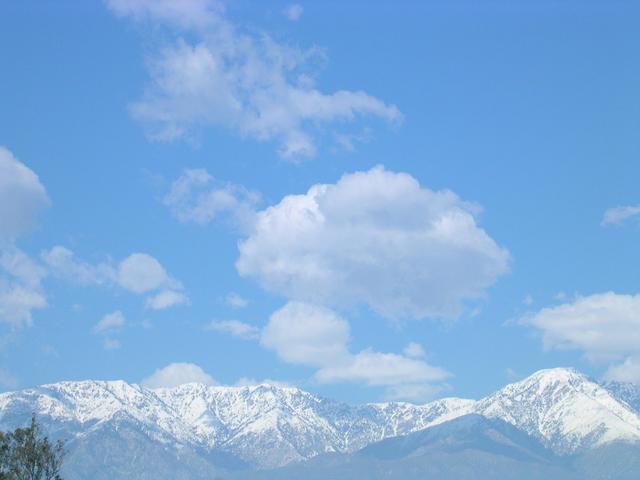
[0,368,639,479]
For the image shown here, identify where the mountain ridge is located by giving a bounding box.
[1,367,639,478]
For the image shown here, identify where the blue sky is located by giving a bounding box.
[1,0,639,403]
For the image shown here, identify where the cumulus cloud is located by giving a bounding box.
[261,302,350,367]
[145,289,189,310]
[283,4,303,21]
[93,310,126,333]
[206,319,259,340]
[238,166,510,320]
[117,253,178,293]
[164,169,259,230]
[106,0,400,157]
[142,362,217,388]
[522,292,640,383]
[42,247,187,309]
[261,302,450,400]
[0,147,50,241]
[602,205,640,226]
[315,350,450,388]
[0,148,49,326]
[0,248,47,327]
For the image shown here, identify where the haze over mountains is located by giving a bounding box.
[1,368,639,479]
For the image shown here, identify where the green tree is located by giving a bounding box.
[0,415,65,480]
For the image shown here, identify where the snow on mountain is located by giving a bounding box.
[601,380,640,414]
[474,368,640,453]
[0,368,639,470]
[0,380,471,469]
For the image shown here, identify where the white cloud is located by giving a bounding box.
[142,362,217,388]
[226,292,248,309]
[0,283,47,327]
[238,166,509,320]
[0,146,50,241]
[283,4,303,21]
[604,356,640,383]
[145,289,189,310]
[602,205,640,226]
[1,247,47,289]
[163,169,258,229]
[522,292,640,361]
[403,342,426,359]
[315,350,450,388]
[261,302,350,367]
[93,310,126,333]
[106,1,401,158]
[106,0,223,30]
[233,377,293,388]
[206,319,259,340]
[261,302,450,400]
[117,253,178,293]
[522,292,640,382]
[42,247,186,306]
[522,294,533,305]
[42,245,113,286]
[0,247,47,327]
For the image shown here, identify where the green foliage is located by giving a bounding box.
[0,414,65,480]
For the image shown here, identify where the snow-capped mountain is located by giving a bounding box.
[0,367,639,477]
[473,368,640,453]
[0,379,472,470]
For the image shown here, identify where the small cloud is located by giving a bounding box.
[283,4,303,21]
[554,291,567,301]
[145,289,189,310]
[226,292,249,309]
[523,294,533,306]
[234,377,293,388]
[206,319,259,340]
[93,310,125,334]
[163,169,259,231]
[142,362,217,389]
[601,205,640,226]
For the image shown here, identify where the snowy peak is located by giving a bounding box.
[1,369,640,470]
[475,368,640,453]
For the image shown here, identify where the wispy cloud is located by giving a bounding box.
[602,205,640,226]
[206,319,259,340]
[163,169,259,231]
[106,0,401,158]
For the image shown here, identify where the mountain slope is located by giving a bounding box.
[0,380,471,470]
[238,414,579,480]
[473,368,640,453]
[0,367,639,478]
